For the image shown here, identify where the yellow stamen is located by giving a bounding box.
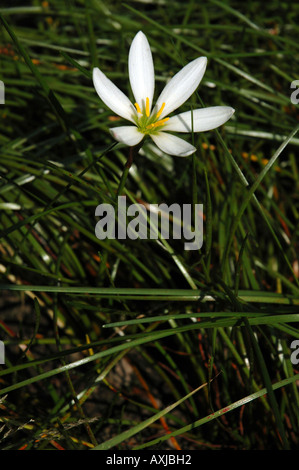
[134,102,142,114]
[146,117,169,129]
[146,97,150,117]
[156,102,166,119]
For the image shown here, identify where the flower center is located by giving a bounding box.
[134,97,169,135]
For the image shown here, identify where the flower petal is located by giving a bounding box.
[110,126,144,146]
[150,132,196,157]
[154,57,207,119]
[163,106,235,133]
[93,67,136,123]
[128,31,155,113]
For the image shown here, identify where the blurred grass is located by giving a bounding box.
[0,0,298,450]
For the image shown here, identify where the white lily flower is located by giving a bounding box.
[93,31,234,157]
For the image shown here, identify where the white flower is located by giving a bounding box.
[93,31,234,157]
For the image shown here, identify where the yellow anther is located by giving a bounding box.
[146,97,150,117]
[156,102,166,119]
[146,117,169,130]
[134,102,142,114]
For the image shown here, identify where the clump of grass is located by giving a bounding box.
[0,0,298,450]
